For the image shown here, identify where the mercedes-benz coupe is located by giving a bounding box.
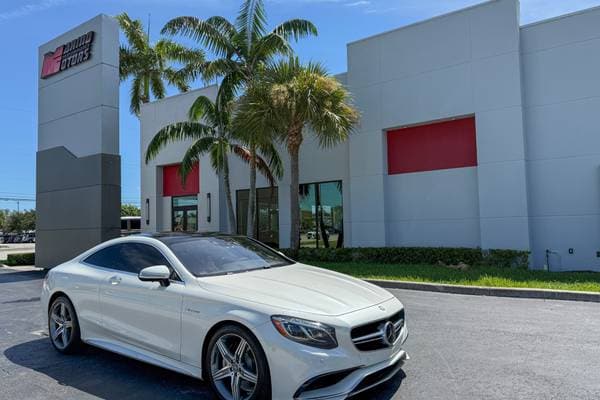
[41,233,408,399]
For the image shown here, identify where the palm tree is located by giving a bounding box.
[161,0,317,237]
[117,13,206,115]
[144,91,282,234]
[235,57,359,252]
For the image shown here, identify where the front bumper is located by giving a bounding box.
[253,298,409,400]
[296,347,409,400]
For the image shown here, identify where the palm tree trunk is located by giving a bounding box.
[316,185,330,248]
[222,156,237,234]
[246,144,257,238]
[289,130,302,253]
[143,75,150,103]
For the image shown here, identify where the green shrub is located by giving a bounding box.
[3,252,35,266]
[280,247,529,269]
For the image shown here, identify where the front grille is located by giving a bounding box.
[350,309,404,351]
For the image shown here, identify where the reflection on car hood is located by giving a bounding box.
[200,263,393,316]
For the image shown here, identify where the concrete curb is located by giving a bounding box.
[0,264,43,272]
[367,279,600,303]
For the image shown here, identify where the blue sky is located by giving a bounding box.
[1,0,599,211]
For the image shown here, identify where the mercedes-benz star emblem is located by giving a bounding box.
[382,321,396,346]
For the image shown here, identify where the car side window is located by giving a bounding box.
[84,243,173,275]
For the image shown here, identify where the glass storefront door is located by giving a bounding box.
[235,181,342,248]
[172,196,198,232]
[237,188,279,247]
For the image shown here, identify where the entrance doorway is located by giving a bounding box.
[172,196,198,232]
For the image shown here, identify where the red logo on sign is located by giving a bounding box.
[40,31,95,79]
[41,46,64,79]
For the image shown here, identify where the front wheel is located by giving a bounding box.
[205,325,271,400]
[48,296,82,354]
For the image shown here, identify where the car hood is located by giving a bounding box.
[199,264,393,316]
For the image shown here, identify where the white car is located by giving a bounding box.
[41,233,408,400]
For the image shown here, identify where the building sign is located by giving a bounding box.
[41,31,95,79]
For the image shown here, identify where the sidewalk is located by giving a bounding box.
[368,279,600,303]
[0,244,35,261]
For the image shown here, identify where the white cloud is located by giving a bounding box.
[345,0,371,6]
[0,0,67,22]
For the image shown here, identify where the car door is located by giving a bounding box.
[92,242,184,360]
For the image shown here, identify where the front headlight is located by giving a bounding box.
[271,315,338,349]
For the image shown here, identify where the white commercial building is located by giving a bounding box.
[140,0,600,271]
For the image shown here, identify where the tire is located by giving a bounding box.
[48,296,82,354]
[205,324,271,400]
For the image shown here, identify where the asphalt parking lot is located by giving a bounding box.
[1,266,600,400]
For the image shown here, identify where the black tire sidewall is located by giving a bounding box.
[205,325,271,400]
[48,296,82,354]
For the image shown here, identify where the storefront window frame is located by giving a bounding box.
[299,180,344,249]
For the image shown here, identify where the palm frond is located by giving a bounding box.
[205,16,237,38]
[272,19,318,42]
[150,72,166,99]
[218,70,245,104]
[202,58,240,83]
[119,45,138,81]
[145,122,214,163]
[250,33,292,62]
[116,13,148,52]
[163,67,190,92]
[231,144,277,187]
[156,39,206,66]
[162,16,232,57]
[259,141,284,179]
[130,75,143,116]
[236,0,267,49]
[180,137,217,183]
[188,95,216,124]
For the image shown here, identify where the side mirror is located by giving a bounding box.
[138,265,171,287]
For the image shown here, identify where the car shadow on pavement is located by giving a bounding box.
[4,338,216,400]
[4,337,405,400]
[0,269,46,284]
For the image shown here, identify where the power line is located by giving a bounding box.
[0,197,36,212]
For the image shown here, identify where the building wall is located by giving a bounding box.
[140,85,220,233]
[347,0,530,250]
[521,7,600,271]
[138,0,600,271]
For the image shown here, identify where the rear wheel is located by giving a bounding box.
[205,325,271,400]
[48,296,82,354]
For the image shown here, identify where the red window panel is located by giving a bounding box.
[387,116,477,175]
[162,163,199,197]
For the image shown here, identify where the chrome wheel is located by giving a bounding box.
[210,333,258,400]
[49,301,74,350]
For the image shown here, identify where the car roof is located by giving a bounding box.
[138,231,243,245]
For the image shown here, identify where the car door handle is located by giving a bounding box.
[108,276,122,285]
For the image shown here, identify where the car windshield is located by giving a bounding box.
[165,236,292,277]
